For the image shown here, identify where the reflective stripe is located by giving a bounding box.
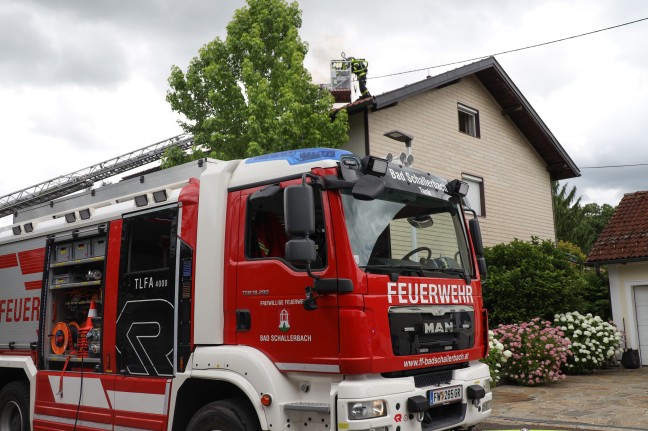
[275,362,340,373]
[47,375,111,408]
[34,414,112,430]
[34,413,165,431]
[106,390,168,415]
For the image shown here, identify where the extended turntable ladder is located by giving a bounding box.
[0,134,195,219]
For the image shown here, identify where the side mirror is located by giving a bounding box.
[285,238,317,264]
[284,184,315,236]
[476,256,488,279]
[469,218,484,256]
[284,184,316,266]
[469,218,488,278]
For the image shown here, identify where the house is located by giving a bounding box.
[341,56,580,247]
[586,191,648,365]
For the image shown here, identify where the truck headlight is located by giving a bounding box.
[347,400,387,420]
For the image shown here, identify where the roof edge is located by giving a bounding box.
[373,57,500,109]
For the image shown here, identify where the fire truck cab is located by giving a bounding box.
[0,148,491,431]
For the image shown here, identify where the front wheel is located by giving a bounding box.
[187,398,259,431]
[0,381,30,431]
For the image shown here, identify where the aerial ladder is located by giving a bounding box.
[0,134,195,220]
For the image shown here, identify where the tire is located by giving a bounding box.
[0,381,30,431]
[187,398,259,431]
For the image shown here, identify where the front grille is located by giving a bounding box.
[414,370,453,388]
[389,305,474,356]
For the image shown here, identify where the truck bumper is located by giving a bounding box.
[336,361,491,431]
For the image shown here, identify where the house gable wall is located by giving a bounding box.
[360,75,555,247]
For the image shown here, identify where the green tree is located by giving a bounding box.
[552,182,615,253]
[581,202,615,251]
[165,0,348,165]
[557,240,612,320]
[483,237,586,325]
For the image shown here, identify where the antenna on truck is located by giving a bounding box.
[0,134,195,219]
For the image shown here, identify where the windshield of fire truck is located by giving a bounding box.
[341,188,473,278]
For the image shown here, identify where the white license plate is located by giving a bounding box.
[428,385,462,406]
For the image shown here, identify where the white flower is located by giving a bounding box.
[568,324,574,330]
[584,331,591,337]
[503,350,512,358]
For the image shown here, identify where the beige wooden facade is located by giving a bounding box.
[345,73,564,247]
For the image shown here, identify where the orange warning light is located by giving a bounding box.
[260,393,272,407]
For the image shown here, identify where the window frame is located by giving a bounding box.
[458,103,480,138]
[462,173,486,217]
[244,186,328,270]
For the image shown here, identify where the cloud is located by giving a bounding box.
[0,4,129,87]
[2,0,648,216]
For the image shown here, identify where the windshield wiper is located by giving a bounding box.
[361,264,471,284]
[360,264,424,277]
[429,267,472,284]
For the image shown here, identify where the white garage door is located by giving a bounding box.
[634,286,648,365]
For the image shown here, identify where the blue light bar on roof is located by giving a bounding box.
[246,148,352,166]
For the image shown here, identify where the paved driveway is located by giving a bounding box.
[478,366,648,431]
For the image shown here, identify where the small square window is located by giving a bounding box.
[458,103,480,138]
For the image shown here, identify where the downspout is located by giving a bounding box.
[363,107,370,156]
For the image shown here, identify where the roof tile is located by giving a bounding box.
[587,191,648,263]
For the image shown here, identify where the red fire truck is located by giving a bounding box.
[0,147,491,431]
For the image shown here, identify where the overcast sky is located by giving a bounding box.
[1,0,647,226]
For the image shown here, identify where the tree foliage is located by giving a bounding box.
[483,237,586,325]
[165,0,348,165]
[556,240,611,321]
[552,182,615,253]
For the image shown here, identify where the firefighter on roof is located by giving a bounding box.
[348,57,370,98]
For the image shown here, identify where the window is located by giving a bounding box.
[340,188,473,277]
[458,103,480,138]
[462,174,485,216]
[246,187,327,269]
[126,210,175,273]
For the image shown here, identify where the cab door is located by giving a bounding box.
[234,183,341,372]
[112,206,178,430]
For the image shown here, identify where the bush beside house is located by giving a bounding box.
[482,238,623,385]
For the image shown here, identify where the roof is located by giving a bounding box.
[587,191,648,265]
[344,57,580,181]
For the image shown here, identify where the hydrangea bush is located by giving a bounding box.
[482,330,512,385]
[492,318,572,386]
[554,311,623,374]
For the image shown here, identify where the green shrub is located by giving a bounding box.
[484,237,586,325]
